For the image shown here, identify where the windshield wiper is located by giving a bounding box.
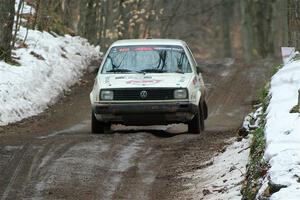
[107,68,133,73]
[107,53,128,71]
[107,55,119,70]
[177,52,185,70]
[156,50,167,70]
[139,68,167,73]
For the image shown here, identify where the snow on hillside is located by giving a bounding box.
[181,138,251,200]
[261,54,300,199]
[0,27,100,126]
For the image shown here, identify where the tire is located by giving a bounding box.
[200,105,205,131]
[91,111,110,134]
[203,101,208,120]
[188,105,204,134]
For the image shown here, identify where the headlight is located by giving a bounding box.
[100,90,114,100]
[174,89,188,99]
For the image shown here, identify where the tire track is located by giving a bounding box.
[112,146,161,200]
[95,134,145,200]
[0,144,30,200]
[31,138,110,200]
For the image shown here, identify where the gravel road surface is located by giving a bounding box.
[0,59,272,200]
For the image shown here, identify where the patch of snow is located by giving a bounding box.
[16,0,35,15]
[0,27,100,126]
[260,57,300,199]
[224,58,235,67]
[114,135,144,172]
[181,137,251,200]
[243,106,263,132]
[102,135,144,200]
[37,120,90,139]
[270,184,300,200]
[256,177,269,199]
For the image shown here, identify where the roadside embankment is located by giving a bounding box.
[0,27,100,126]
[243,53,300,199]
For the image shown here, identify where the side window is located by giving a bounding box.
[185,45,197,66]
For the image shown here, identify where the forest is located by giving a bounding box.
[2,1,300,200]
[0,0,300,63]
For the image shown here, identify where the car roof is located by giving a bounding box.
[111,39,187,47]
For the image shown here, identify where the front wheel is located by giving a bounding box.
[91,111,110,134]
[188,106,204,134]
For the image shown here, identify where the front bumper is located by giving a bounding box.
[92,101,198,125]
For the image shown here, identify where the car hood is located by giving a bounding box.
[97,73,194,89]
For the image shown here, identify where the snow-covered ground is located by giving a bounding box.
[257,53,300,199]
[181,137,251,200]
[0,27,100,126]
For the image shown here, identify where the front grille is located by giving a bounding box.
[113,88,175,100]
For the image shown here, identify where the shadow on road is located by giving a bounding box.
[111,128,187,138]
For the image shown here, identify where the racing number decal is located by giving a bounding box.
[126,79,162,85]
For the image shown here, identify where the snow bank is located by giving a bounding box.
[243,106,263,132]
[181,138,251,200]
[263,56,300,199]
[0,27,100,126]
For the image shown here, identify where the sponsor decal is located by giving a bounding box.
[179,76,186,83]
[112,46,184,53]
[134,47,154,51]
[192,76,198,85]
[153,47,183,52]
[119,48,130,52]
[105,77,110,84]
[126,79,162,85]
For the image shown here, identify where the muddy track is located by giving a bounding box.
[0,59,272,200]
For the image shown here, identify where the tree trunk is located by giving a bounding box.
[253,1,274,57]
[288,0,300,50]
[118,0,130,39]
[83,0,98,43]
[36,0,51,31]
[132,0,142,39]
[240,0,253,63]
[0,0,15,61]
[12,0,24,50]
[221,0,233,58]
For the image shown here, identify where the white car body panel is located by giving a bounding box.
[90,39,207,126]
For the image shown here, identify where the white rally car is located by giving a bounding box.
[90,39,207,133]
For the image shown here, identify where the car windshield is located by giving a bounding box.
[101,45,192,74]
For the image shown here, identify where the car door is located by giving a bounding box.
[185,45,206,97]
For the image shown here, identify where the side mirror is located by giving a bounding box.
[196,66,203,74]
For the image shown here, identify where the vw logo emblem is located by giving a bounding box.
[140,90,148,99]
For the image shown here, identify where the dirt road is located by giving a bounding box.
[0,59,272,200]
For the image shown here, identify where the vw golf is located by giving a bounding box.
[90,39,207,133]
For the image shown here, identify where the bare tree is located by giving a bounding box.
[12,0,24,50]
[221,0,233,57]
[33,0,294,61]
[288,0,300,49]
[36,0,52,31]
[0,0,15,61]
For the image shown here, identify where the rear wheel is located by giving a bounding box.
[91,111,110,134]
[188,105,204,134]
